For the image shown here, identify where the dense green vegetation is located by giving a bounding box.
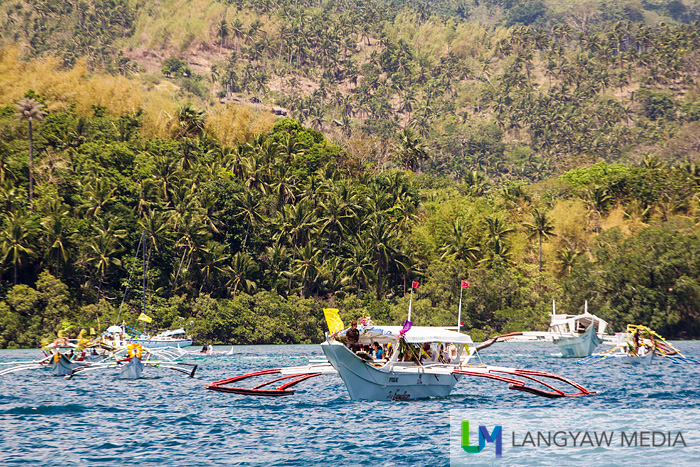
[0,0,699,347]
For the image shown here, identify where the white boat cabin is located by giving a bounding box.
[549,312,608,336]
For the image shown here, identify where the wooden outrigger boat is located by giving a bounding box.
[0,339,198,380]
[577,325,699,365]
[63,343,197,380]
[207,312,597,401]
[0,336,113,377]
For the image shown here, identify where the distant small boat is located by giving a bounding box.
[554,322,603,358]
[578,324,699,365]
[64,344,197,380]
[126,328,193,349]
[0,337,197,379]
[495,301,609,357]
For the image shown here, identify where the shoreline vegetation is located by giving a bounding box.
[1,1,700,347]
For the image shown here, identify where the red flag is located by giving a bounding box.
[461,280,470,288]
[412,281,419,289]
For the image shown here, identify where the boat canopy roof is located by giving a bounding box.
[106,325,124,334]
[339,325,473,345]
[160,328,186,337]
[550,312,608,334]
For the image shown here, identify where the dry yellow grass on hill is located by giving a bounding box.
[0,46,275,144]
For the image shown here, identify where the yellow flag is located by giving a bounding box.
[323,308,344,334]
[137,313,153,323]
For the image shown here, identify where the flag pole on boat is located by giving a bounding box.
[408,281,419,322]
[458,280,469,333]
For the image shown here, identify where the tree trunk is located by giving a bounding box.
[28,119,34,211]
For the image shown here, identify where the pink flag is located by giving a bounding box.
[461,280,469,288]
[412,281,419,289]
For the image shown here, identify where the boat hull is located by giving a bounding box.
[119,357,145,379]
[50,355,80,376]
[321,341,458,401]
[126,338,193,349]
[625,352,654,365]
[553,325,602,358]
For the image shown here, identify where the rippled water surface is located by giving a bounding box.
[1,342,699,466]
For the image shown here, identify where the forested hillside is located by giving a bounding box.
[0,0,699,347]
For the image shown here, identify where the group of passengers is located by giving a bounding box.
[345,320,393,360]
[415,343,452,364]
[344,320,453,364]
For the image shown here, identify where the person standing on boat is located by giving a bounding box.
[346,321,361,353]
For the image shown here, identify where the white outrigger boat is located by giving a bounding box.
[551,317,603,358]
[488,301,611,358]
[206,320,597,400]
[0,336,112,377]
[0,337,197,380]
[578,325,699,366]
[103,324,193,350]
[63,343,197,380]
[126,328,193,349]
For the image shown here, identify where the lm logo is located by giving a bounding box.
[461,421,502,458]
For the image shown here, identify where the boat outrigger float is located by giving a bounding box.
[206,322,597,400]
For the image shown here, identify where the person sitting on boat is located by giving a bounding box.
[420,343,437,364]
[371,342,383,360]
[200,345,208,353]
[346,321,361,353]
[384,343,392,360]
[438,344,451,364]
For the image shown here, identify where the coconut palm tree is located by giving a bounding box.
[15,98,46,210]
[41,201,77,277]
[292,243,321,297]
[392,128,429,172]
[230,19,244,53]
[86,229,123,298]
[343,237,375,297]
[362,216,400,299]
[556,246,581,277]
[216,17,230,56]
[233,191,265,250]
[226,252,258,297]
[0,210,39,284]
[439,219,480,266]
[523,209,557,272]
[176,103,205,139]
[198,240,229,294]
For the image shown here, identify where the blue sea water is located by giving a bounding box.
[1,342,699,466]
